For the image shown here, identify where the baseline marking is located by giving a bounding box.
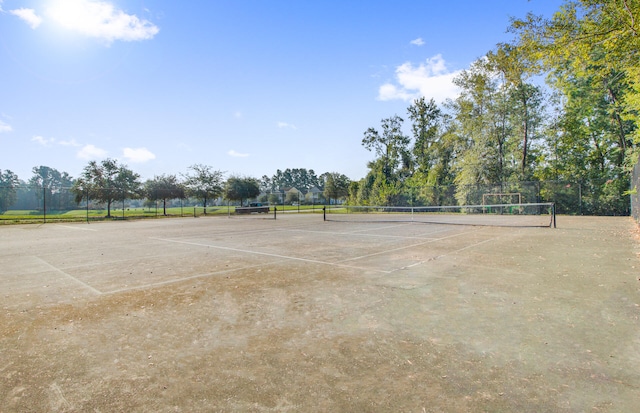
[151,237,394,274]
[34,256,102,295]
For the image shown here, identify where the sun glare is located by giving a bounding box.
[44,0,159,44]
[47,0,94,31]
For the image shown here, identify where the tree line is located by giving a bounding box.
[350,0,638,215]
[0,163,351,216]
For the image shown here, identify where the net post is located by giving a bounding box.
[274,206,277,220]
[323,206,326,221]
[552,203,556,228]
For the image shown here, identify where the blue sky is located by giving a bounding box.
[0,0,564,182]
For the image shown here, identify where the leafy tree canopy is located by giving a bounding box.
[182,164,224,210]
[72,159,142,217]
[144,174,185,215]
[0,169,20,212]
[224,176,260,206]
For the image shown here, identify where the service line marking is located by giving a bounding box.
[55,224,98,232]
[335,227,485,264]
[33,256,102,295]
[273,226,452,241]
[390,237,497,273]
[151,237,394,274]
[103,261,282,295]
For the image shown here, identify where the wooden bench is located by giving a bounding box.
[235,206,270,214]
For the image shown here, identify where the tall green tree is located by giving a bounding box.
[29,166,75,210]
[0,169,20,212]
[144,174,185,215]
[270,168,319,191]
[224,176,260,206]
[73,159,142,217]
[29,166,74,190]
[362,115,410,181]
[487,45,546,178]
[510,0,638,159]
[322,172,351,205]
[405,98,461,205]
[510,0,638,213]
[449,58,506,204]
[407,97,442,176]
[183,164,224,213]
[360,115,411,205]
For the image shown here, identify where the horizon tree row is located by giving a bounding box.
[0,162,352,215]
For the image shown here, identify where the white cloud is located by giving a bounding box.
[58,139,81,147]
[9,8,42,29]
[378,84,416,101]
[378,54,461,103]
[77,144,108,160]
[31,135,83,148]
[122,147,155,163]
[277,121,297,130]
[45,0,159,44]
[31,135,55,146]
[0,120,12,133]
[228,150,249,158]
[410,38,424,46]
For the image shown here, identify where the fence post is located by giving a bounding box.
[86,187,89,223]
[43,186,46,224]
[579,183,583,215]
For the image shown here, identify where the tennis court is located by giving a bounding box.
[1,214,639,411]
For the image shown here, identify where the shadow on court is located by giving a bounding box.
[1,215,639,412]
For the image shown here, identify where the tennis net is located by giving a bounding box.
[323,202,556,228]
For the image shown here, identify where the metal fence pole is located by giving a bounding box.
[579,183,583,215]
[86,187,89,223]
[43,186,46,224]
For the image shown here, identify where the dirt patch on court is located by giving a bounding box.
[1,216,639,412]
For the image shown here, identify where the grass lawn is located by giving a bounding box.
[0,204,329,224]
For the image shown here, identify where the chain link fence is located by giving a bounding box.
[372,180,628,216]
[632,160,640,224]
[0,179,633,224]
[0,185,227,223]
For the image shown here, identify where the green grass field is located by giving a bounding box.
[0,204,326,223]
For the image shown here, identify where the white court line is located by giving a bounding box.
[55,224,98,231]
[335,227,485,264]
[274,226,452,241]
[104,262,277,295]
[392,237,497,272]
[151,237,393,274]
[33,256,102,295]
[347,222,417,233]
